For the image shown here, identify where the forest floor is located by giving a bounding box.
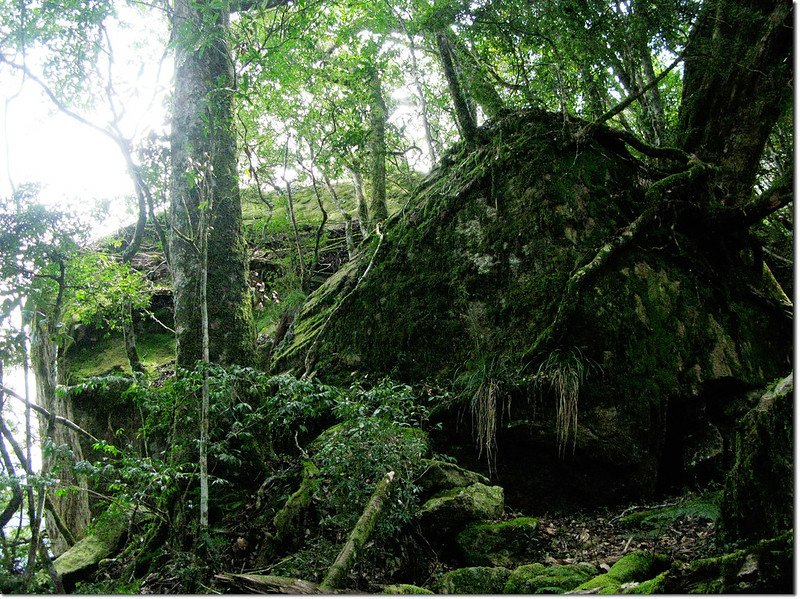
[506,488,721,572]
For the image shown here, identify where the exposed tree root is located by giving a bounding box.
[526,162,711,358]
[303,225,386,377]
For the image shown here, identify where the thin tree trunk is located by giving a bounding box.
[322,173,356,259]
[436,31,477,145]
[199,206,210,532]
[405,32,437,164]
[347,167,369,237]
[30,263,90,556]
[367,65,388,229]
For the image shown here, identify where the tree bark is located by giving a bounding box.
[169,0,255,370]
[678,0,792,203]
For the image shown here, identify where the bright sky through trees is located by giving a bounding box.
[0,4,171,235]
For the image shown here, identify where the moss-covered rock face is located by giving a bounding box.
[436,566,511,594]
[722,373,792,541]
[457,518,539,568]
[418,483,504,538]
[503,562,597,594]
[275,109,791,505]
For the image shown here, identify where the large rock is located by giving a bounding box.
[722,373,793,541]
[275,110,790,508]
[54,506,137,590]
[416,459,489,500]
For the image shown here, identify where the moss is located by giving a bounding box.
[67,331,175,380]
[436,566,511,594]
[380,583,434,594]
[655,531,792,593]
[270,461,318,553]
[504,562,597,594]
[621,571,667,594]
[619,492,721,530]
[418,483,504,537]
[457,517,539,568]
[274,108,791,501]
[576,552,669,594]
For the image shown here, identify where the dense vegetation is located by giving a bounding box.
[0,0,793,594]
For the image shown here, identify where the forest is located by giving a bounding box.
[0,0,793,594]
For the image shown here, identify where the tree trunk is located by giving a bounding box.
[367,65,388,229]
[30,316,90,556]
[448,32,505,119]
[169,0,255,370]
[678,0,792,203]
[122,303,144,374]
[347,167,369,238]
[436,31,477,145]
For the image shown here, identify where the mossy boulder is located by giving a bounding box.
[457,517,539,567]
[722,373,792,541]
[380,583,434,594]
[436,566,511,594]
[416,459,490,500]
[54,506,136,589]
[504,562,597,593]
[275,109,790,506]
[418,483,504,538]
[575,551,669,594]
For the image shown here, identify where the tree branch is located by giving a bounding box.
[0,384,99,443]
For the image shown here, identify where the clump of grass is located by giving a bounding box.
[533,347,597,458]
[456,354,527,475]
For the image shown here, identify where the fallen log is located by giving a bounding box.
[213,573,363,594]
[320,471,396,591]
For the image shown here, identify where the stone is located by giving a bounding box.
[416,460,489,500]
[722,373,793,541]
[575,551,669,594]
[418,483,504,538]
[380,583,434,594]
[457,517,538,567]
[54,506,134,589]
